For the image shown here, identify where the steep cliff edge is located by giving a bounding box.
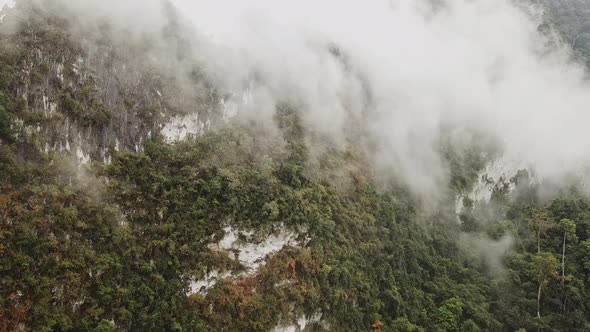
[0,0,220,163]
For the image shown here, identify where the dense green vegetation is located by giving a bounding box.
[2,102,590,331]
[1,1,590,331]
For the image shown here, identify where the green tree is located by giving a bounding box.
[0,93,12,143]
[558,219,576,287]
[435,297,464,331]
[528,210,554,254]
[532,253,559,319]
[460,319,480,332]
[391,317,419,332]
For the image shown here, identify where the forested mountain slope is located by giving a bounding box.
[1,1,590,332]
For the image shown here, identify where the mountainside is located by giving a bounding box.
[1,1,590,332]
[0,0,220,163]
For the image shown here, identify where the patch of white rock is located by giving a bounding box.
[271,313,325,332]
[456,155,535,215]
[188,226,300,295]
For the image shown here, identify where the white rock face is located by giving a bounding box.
[76,146,91,165]
[456,155,535,215]
[162,113,206,143]
[271,313,324,332]
[212,226,299,271]
[187,226,300,296]
[470,156,533,203]
[161,92,247,143]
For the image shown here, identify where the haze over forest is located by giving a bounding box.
[1,0,590,331]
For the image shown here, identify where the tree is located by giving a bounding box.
[391,317,419,332]
[557,218,578,317]
[0,93,12,143]
[461,319,480,332]
[558,219,576,287]
[528,210,554,254]
[372,320,383,332]
[532,253,559,319]
[435,297,464,331]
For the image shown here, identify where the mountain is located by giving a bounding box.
[1,1,590,331]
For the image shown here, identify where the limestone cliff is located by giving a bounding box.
[0,0,221,163]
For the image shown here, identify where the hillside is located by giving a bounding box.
[1,1,590,331]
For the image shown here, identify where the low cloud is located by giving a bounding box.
[7,0,590,196]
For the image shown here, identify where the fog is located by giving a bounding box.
[8,0,590,196]
[170,0,590,195]
[0,0,15,8]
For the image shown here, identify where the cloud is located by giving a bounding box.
[8,0,590,195]
[165,0,590,195]
[0,0,15,9]
[459,233,514,275]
